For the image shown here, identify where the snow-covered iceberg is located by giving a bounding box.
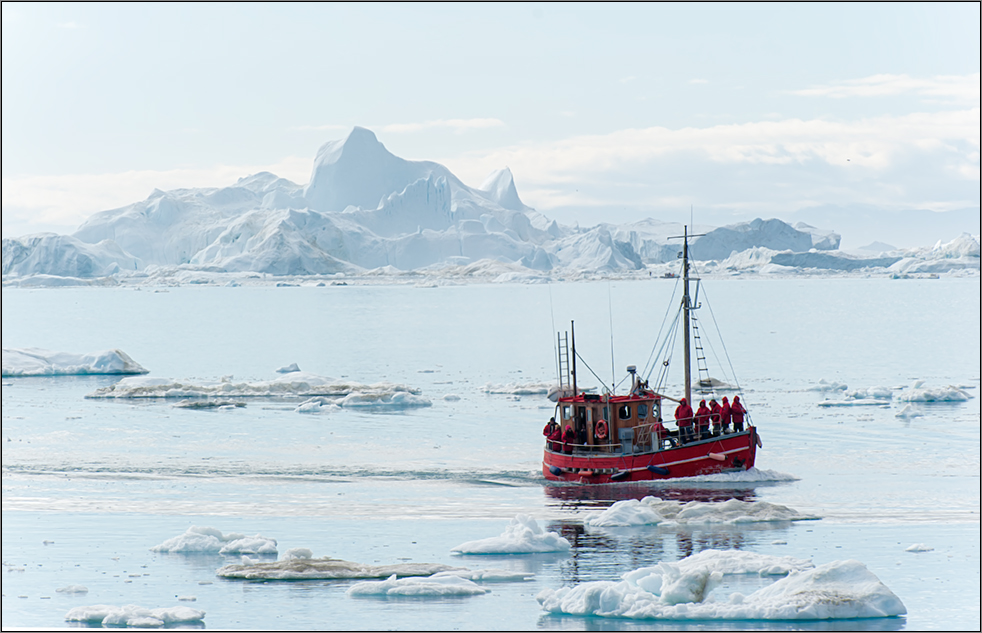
[537,551,906,620]
[346,573,490,598]
[2,347,148,377]
[150,526,277,555]
[586,497,817,528]
[451,514,571,555]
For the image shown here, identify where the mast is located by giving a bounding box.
[682,226,692,405]
[571,320,578,397]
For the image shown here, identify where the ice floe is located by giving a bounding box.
[808,379,848,392]
[85,372,424,406]
[897,383,972,402]
[216,557,460,580]
[2,347,148,377]
[275,363,301,373]
[150,526,277,555]
[483,381,553,396]
[905,543,934,552]
[536,551,906,620]
[346,573,491,597]
[451,514,571,554]
[55,585,89,594]
[64,604,205,627]
[586,498,818,528]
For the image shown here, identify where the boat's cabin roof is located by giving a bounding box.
[558,391,662,405]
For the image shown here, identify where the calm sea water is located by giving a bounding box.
[2,278,979,630]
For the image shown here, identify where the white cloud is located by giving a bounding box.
[792,73,980,105]
[377,118,506,134]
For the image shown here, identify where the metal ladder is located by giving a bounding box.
[691,313,715,397]
[557,332,572,390]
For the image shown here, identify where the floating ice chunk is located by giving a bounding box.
[294,397,338,413]
[150,526,277,555]
[64,604,205,627]
[217,557,460,580]
[86,371,422,401]
[172,399,245,409]
[55,585,89,594]
[443,394,461,401]
[905,543,934,552]
[434,569,535,582]
[451,515,571,554]
[587,498,817,528]
[275,363,301,373]
[894,404,923,419]
[808,379,848,392]
[897,384,972,403]
[483,381,553,396]
[335,391,432,409]
[346,573,490,597]
[844,386,893,400]
[282,548,313,560]
[537,554,905,620]
[2,347,148,377]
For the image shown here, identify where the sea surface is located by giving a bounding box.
[2,277,980,630]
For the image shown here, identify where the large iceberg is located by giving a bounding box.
[3,127,976,283]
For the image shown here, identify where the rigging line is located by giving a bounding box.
[644,300,683,383]
[691,261,743,394]
[574,350,612,394]
[608,281,616,394]
[641,271,683,378]
[653,307,682,392]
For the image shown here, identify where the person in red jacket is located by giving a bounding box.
[543,417,559,449]
[731,396,747,432]
[720,397,732,434]
[675,398,694,444]
[562,424,576,454]
[709,399,722,436]
[695,399,711,440]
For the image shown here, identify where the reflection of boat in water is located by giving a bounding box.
[543,483,758,507]
[543,226,761,484]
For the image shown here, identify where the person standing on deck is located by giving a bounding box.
[675,398,694,444]
[562,425,576,454]
[695,400,711,440]
[731,396,747,432]
[720,397,732,434]
[709,399,722,436]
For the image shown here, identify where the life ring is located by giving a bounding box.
[595,420,609,441]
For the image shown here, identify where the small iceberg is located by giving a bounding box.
[586,497,818,528]
[346,573,490,597]
[2,347,148,377]
[217,557,460,581]
[537,552,906,620]
[451,514,571,554]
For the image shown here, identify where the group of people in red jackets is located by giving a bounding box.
[673,395,747,444]
[542,417,576,454]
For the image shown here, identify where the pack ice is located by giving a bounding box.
[7,127,969,284]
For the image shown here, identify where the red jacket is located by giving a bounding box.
[695,403,710,431]
[709,402,722,426]
[720,400,731,426]
[675,400,693,427]
[731,399,747,424]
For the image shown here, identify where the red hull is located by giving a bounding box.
[543,427,759,484]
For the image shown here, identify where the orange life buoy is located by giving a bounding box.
[595,420,609,441]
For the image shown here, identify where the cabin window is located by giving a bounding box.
[562,405,571,420]
[638,403,649,419]
[618,405,631,420]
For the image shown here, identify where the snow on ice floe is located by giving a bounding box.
[275,362,301,373]
[347,573,490,598]
[807,379,848,392]
[217,557,461,581]
[2,347,148,377]
[56,585,89,594]
[897,382,972,403]
[150,526,277,555]
[586,498,818,528]
[451,514,571,555]
[85,371,427,407]
[64,604,205,627]
[536,551,906,621]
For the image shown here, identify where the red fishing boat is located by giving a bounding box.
[543,227,761,483]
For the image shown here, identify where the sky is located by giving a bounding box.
[2,3,979,248]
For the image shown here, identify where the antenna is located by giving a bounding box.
[608,281,615,395]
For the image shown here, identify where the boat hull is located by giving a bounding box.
[542,427,759,483]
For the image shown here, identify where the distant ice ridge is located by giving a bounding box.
[482,381,553,396]
[217,557,460,581]
[586,498,818,528]
[64,604,205,627]
[150,526,277,555]
[85,372,423,403]
[2,347,148,377]
[451,514,571,554]
[536,550,906,620]
[816,381,973,407]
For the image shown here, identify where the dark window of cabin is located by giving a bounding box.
[638,403,649,419]
[618,405,631,420]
